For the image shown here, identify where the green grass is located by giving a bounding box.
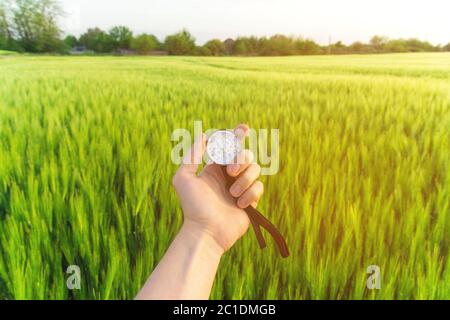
[0,50,19,56]
[0,53,449,299]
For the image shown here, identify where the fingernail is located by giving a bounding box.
[237,198,248,208]
[231,184,242,196]
[228,164,240,175]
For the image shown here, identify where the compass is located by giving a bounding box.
[206,130,242,165]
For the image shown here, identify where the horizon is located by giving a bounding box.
[60,0,450,46]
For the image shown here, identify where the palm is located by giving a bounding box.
[175,164,250,251]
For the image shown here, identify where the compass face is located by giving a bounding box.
[206,130,242,165]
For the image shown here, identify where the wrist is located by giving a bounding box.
[180,220,225,259]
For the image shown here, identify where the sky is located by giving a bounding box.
[60,0,450,45]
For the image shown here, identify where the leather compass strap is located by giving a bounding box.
[220,166,290,258]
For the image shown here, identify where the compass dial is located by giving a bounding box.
[206,130,242,166]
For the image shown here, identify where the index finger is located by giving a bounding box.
[178,133,207,175]
[226,124,250,174]
[234,124,249,140]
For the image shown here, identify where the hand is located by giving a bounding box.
[172,124,264,254]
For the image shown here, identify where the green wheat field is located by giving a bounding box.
[0,53,449,299]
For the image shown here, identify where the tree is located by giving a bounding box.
[0,0,12,49]
[233,38,249,55]
[443,43,450,52]
[164,29,196,55]
[233,36,262,55]
[349,41,370,53]
[12,0,64,52]
[261,35,296,56]
[63,34,77,48]
[203,39,225,56]
[108,25,133,50]
[79,27,113,52]
[330,41,348,54]
[384,39,408,53]
[295,38,321,55]
[370,35,388,52]
[404,38,434,52]
[192,45,211,56]
[223,38,234,55]
[131,33,159,54]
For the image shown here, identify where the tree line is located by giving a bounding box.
[1,0,450,56]
[1,0,63,52]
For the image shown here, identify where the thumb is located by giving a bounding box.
[179,133,206,175]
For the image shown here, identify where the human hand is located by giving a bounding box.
[172,124,264,255]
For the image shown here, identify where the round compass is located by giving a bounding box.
[206,130,242,166]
